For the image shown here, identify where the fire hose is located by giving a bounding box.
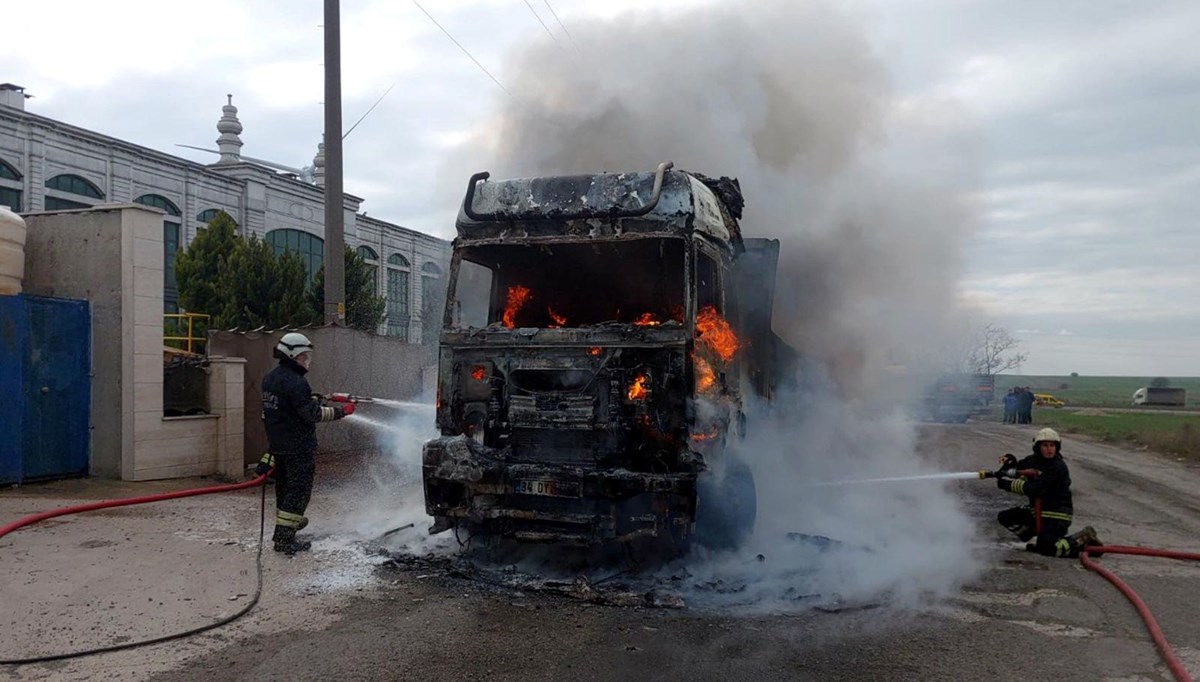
[1080,545,1200,682]
[0,470,272,665]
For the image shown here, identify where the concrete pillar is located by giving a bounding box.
[208,356,247,479]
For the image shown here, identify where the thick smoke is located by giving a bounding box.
[439,0,984,607]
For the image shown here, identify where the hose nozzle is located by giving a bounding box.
[978,470,995,479]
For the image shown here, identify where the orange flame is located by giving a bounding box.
[694,355,716,393]
[633,312,662,326]
[548,306,567,328]
[627,372,649,401]
[471,365,486,381]
[696,305,739,362]
[502,285,531,328]
[690,430,719,442]
[586,347,603,356]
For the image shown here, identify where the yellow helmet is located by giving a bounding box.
[1033,427,1061,444]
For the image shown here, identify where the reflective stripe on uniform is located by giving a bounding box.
[319,406,337,422]
[1010,479,1026,495]
[276,509,305,528]
[259,452,275,467]
[1041,510,1073,522]
[1055,538,1072,557]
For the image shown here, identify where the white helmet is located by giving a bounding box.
[276,332,314,359]
[1033,427,1061,444]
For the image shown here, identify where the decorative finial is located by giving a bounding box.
[216,94,243,164]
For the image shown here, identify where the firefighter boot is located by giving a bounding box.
[272,527,312,555]
[1071,526,1103,550]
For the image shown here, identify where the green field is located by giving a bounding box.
[983,375,1200,459]
[994,375,1200,408]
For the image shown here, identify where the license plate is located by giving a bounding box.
[514,479,580,498]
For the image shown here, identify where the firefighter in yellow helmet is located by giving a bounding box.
[994,428,1103,557]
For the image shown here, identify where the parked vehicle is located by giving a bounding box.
[1033,393,1065,408]
[1132,387,1186,406]
[924,373,995,423]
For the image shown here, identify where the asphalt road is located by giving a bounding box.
[3,422,1200,681]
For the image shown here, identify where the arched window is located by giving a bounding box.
[135,194,184,312]
[386,253,411,340]
[44,173,104,210]
[0,158,20,212]
[357,245,378,261]
[197,208,237,229]
[357,246,379,296]
[266,228,324,282]
[0,158,19,180]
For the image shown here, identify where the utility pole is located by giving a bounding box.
[323,0,345,324]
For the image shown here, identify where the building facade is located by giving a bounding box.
[0,84,449,342]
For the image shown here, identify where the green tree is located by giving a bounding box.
[273,249,320,326]
[309,246,386,330]
[175,211,237,317]
[217,235,290,329]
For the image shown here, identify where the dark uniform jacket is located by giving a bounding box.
[998,452,1073,520]
[262,357,337,455]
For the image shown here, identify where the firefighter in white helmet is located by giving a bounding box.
[993,427,1102,557]
[258,332,354,555]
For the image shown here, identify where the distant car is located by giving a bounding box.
[1033,393,1065,407]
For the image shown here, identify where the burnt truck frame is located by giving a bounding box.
[422,161,782,551]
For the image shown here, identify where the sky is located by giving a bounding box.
[3,0,1198,376]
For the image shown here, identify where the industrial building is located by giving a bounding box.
[0,83,450,342]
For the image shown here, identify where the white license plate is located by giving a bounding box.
[514,479,580,498]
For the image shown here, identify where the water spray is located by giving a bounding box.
[809,471,997,487]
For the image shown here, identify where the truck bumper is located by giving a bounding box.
[422,436,697,545]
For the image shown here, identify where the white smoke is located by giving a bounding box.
[438,0,985,608]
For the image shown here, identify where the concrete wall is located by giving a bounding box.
[23,206,129,476]
[208,326,431,464]
[23,204,244,480]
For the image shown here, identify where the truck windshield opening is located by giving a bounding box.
[450,239,686,329]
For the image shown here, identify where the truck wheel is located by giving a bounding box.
[695,458,757,551]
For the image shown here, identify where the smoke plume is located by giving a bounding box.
[438,0,984,607]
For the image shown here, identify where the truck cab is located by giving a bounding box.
[421,163,778,551]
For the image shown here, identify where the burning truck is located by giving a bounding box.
[422,162,786,552]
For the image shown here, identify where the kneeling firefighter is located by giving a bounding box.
[258,333,354,555]
[990,428,1103,558]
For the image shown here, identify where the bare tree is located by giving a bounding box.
[967,324,1028,375]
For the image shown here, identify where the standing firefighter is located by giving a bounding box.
[258,333,355,555]
[992,428,1102,558]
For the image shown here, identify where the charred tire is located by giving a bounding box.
[695,459,757,551]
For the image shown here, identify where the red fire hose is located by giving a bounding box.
[0,471,271,665]
[1081,545,1200,682]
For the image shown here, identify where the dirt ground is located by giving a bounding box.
[3,422,1200,681]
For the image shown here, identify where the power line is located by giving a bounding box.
[542,0,581,52]
[411,0,516,101]
[522,0,561,48]
[344,83,395,140]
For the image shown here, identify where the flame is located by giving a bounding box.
[690,430,719,442]
[548,306,567,327]
[627,372,649,401]
[696,305,739,362]
[586,347,602,356]
[694,355,716,393]
[502,285,531,328]
[471,365,486,381]
[633,312,662,326]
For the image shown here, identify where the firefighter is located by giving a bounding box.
[258,332,354,555]
[995,428,1102,558]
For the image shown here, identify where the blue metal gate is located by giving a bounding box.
[0,294,90,484]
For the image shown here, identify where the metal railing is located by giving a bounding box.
[164,313,211,354]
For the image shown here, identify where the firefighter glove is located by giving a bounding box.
[999,453,1017,469]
